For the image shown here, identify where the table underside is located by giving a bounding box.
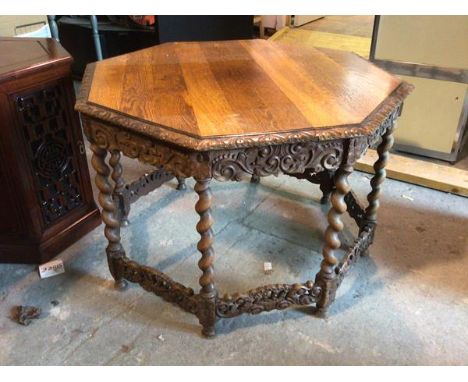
[84,105,400,337]
[109,181,372,318]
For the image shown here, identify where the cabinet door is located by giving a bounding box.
[12,80,87,229]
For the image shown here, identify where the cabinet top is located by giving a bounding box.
[76,39,413,151]
[0,37,71,83]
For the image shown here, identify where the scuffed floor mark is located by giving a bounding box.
[298,332,340,354]
[50,306,71,321]
[313,340,338,354]
[159,239,174,247]
[61,296,144,364]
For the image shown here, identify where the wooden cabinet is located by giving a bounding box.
[0,37,100,263]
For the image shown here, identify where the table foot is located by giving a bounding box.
[201,326,216,338]
[314,306,329,318]
[250,174,260,184]
[176,177,187,190]
[114,279,128,290]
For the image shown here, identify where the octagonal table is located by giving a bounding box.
[76,39,413,337]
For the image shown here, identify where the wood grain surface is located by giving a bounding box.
[0,37,71,84]
[87,39,402,139]
[356,149,468,197]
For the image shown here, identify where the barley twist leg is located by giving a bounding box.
[315,164,352,315]
[91,144,127,290]
[194,178,217,337]
[109,150,129,227]
[365,124,395,223]
[362,123,395,256]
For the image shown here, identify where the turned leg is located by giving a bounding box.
[91,144,127,290]
[109,150,129,227]
[176,176,186,191]
[194,178,217,337]
[362,123,395,256]
[315,164,352,315]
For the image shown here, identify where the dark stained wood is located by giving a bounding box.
[78,40,412,336]
[0,37,100,264]
[79,39,405,150]
[82,105,407,336]
[0,37,71,84]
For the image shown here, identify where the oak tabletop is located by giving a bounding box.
[76,39,412,151]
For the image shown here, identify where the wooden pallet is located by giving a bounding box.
[356,150,468,197]
[270,27,371,58]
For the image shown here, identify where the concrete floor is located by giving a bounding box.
[0,150,467,365]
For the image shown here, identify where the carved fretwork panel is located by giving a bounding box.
[216,281,322,318]
[344,191,366,228]
[15,84,84,226]
[83,120,212,180]
[211,140,345,181]
[367,106,400,149]
[335,224,375,287]
[83,104,401,186]
[124,168,174,204]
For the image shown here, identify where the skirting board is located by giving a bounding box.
[356,150,468,197]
